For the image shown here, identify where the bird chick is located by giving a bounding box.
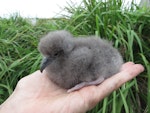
[38,30,123,92]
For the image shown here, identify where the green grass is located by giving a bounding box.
[0,0,150,112]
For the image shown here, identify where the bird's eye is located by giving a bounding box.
[53,50,63,57]
[54,53,59,57]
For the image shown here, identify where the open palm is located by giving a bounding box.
[0,62,144,113]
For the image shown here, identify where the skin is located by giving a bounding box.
[0,62,144,113]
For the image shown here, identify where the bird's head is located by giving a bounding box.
[38,30,74,72]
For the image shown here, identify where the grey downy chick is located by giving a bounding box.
[38,30,124,92]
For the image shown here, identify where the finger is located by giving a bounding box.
[121,61,134,71]
[97,63,144,101]
[80,63,144,110]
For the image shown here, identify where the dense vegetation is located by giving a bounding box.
[0,0,149,112]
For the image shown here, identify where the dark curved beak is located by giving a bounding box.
[40,57,53,72]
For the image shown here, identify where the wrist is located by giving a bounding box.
[0,90,26,113]
[0,96,18,113]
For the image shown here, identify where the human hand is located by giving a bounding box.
[0,62,144,113]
